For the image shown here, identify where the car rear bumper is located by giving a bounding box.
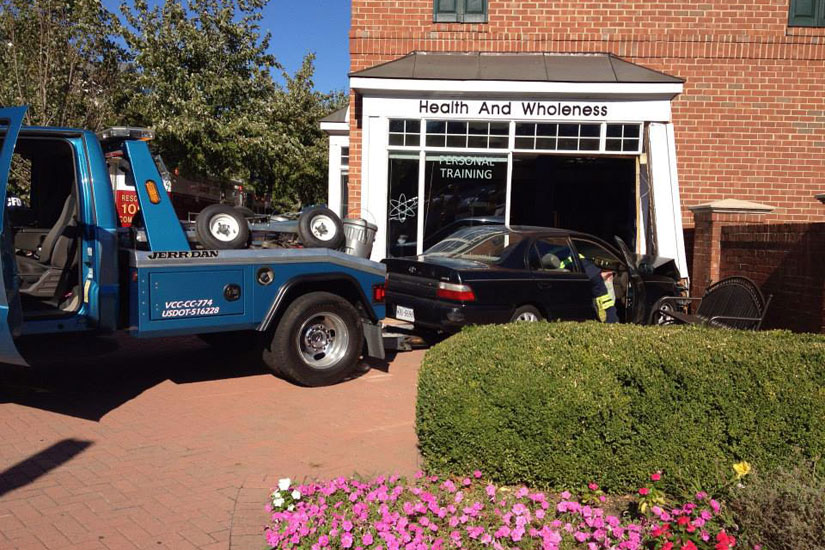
[385,291,511,331]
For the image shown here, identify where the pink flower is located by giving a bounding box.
[588,482,599,491]
[473,470,482,478]
[362,533,374,545]
[485,484,496,498]
[638,487,650,496]
[651,472,662,482]
[341,532,354,549]
[695,491,707,501]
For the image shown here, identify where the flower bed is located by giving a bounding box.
[265,472,746,550]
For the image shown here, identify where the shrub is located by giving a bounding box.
[416,322,825,493]
[730,463,825,550]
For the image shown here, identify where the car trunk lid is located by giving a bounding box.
[384,256,478,298]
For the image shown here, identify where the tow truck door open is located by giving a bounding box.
[0,107,30,366]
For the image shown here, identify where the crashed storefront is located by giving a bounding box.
[322,52,688,279]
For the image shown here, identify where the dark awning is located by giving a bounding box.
[350,52,682,84]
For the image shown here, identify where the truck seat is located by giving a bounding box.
[16,194,79,298]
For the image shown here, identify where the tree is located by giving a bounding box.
[262,54,347,209]
[120,0,282,185]
[0,0,126,129]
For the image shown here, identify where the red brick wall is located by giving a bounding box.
[348,1,825,224]
[719,223,825,333]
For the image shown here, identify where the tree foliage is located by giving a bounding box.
[0,0,126,129]
[1,0,344,207]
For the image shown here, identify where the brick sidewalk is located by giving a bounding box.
[0,334,424,549]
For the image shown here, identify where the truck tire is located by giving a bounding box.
[195,204,250,249]
[297,206,345,249]
[263,291,363,386]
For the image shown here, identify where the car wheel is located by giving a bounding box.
[297,206,345,249]
[263,292,363,387]
[510,305,542,323]
[195,204,250,249]
[648,296,678,325]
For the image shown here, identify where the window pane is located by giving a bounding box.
[515,123,535,136]
[468,136,488,148]
[426,134,446,147]
[489,122,509,135]
[407,120,421,133]
[536,123,558,137]
[624,124,640,138]
[389,120,404,133]
[622,139,640,152]
[427,120,446,133]
[514,137,534,149]
[579,138,600,151]
[488,136,508,149]
[558,138,577,150]
[535,137,556,150]
[605,139,622,151]
[423,154,507,250]
[447,121,467,134]
[580,124,600,138]
[447,135,467,148]
[387,155,420,257]
[389,133,404,146]
[405,134,420,147]
[468,121,488,135]
[559,124,578,137]
[606,125,622,138]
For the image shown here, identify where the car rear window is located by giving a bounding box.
[425,227,526,265]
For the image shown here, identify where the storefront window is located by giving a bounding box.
[387,153,419,257]
[425,120,508,149]
[423,153,507,249]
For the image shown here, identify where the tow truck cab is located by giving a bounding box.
[0,106,386,386]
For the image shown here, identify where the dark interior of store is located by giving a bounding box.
[509,155,637,248]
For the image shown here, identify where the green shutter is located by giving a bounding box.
[789,0,824,27]
[434,0,487,23]
[463,0,488,23]
[434,0,459,22]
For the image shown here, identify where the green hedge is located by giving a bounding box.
[416,322,825,493]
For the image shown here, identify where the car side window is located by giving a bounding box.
[528,237,577,272]
[571,239,623,271]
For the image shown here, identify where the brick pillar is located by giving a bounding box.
[688,199,774,298]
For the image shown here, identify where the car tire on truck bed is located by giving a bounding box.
[195,204,250,249]
[297,206,345,249]
[263,291,363,386]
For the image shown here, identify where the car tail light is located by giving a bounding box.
[373,283,386,303]
[436,282,476,302]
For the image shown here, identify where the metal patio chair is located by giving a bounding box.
[650,276,772,330]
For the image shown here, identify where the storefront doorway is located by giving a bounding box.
[510,156,637,247]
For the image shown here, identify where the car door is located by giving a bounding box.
[527,236,595,321]
[0,107,30,366]
[614,236,647,324]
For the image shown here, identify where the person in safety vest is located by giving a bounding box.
[559,251,619,323]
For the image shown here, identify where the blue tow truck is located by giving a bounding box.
[0,106,386,386]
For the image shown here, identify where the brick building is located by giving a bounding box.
[323,0,825,282]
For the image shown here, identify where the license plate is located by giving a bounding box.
[395,305,415,322]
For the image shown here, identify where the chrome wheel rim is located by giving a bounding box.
[515,311,539,322]
[209,213,241,242]
[296,312,348,369]
[309,215,337,241]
